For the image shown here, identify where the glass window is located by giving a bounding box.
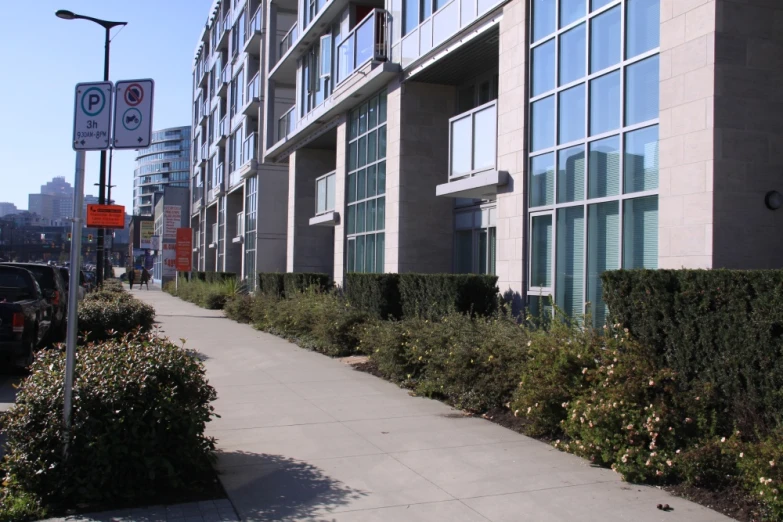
[455,230,473,273]
[530,153,555,207]
[474,105,497,171]
[560,0,586,27]
[556,206,585,320]
[531,214,553,287]
[531,95,555,151]
[451,116,472,176]
[627,0,660,58]
[532,39,556,97]
[587,201,619,327]
[367,164,377,197]
[589,71,620,136]
[624,125,658,193]
[404,0,419,36]
[591,0,615,11]
[559,23,586,86]
[558,83,585,144]
[532,0,556,42]
[623,196,658,269]
[588,135,620,198]
[625,55,659,126]
[378,162,386,194]
[590,6,621,73]
[558,145,585,203]
[376,233,385,272]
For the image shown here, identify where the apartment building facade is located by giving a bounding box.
[192,0,783,320]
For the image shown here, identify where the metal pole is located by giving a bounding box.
[63,150,86,451]
[96,26,111,287]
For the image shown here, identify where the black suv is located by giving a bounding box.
[1,263,68,342]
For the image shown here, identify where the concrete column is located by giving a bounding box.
[333,118,348,287]
[385,80,455,274]
[287,149,336,274]
[496,0,527,306]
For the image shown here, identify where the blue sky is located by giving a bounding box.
[0,0,212,212]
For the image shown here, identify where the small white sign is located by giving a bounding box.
[113,79,154,149]
[73,81,113,151]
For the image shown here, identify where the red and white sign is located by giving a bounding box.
[175,228,193,272]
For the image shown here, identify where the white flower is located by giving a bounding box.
[740,452,744,458]
[721,437,726,443]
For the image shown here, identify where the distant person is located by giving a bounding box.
[141,267,150,290]
[128,267,136,289]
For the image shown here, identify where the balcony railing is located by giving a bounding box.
[315,171,336,216]
[246,7,262,40]
[336,10,389,85]
[217,115,227,141]
[200,142,208,162]
[242,132,257,165]
[211,16,221,49]
[211,223,218,244]
[279,23,298,59]
[277,106,295,142]
[246,72,260,101]
[213,162,224,189]
[236,212,244,237]
[448,100,497,179]
[192,185,203,204]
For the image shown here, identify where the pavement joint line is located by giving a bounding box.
[455,478,623,501]
[299,498,482,517]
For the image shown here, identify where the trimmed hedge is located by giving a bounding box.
[602,269,783,432]
[344,273,401,319]
[258,273,285,297]
[283,273,331,296]
[185,271,236,283]
[345,273,499,319]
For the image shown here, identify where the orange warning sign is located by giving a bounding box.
[86,204,126,228]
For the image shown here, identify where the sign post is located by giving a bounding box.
[113,79,154,149]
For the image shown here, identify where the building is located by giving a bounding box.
[134,126,192,216]
[40,176,73,197]
[0,203,18,217]
[152,187,190,285]
[190,0,783,321]
[28,176,81,221]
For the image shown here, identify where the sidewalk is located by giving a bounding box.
[137,290,731,522]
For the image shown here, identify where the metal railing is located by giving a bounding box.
[201,142,208,162]
[242,132,257,165]
[246,72,260,101]
[336,10,389,85]
[315,171,336,216]
[218,115,227,140]
[448,100,497,179]
[211,15,221,49]
[221,62,232,84]
[246,7,262,40]
[213,162,224,188]
[192,184,203,203]
[277,106,295,142]
[279,23,298,59]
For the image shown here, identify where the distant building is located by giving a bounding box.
[0,202,18,217]
[134,126,191,216]
[28,176,82,221]
[41,176,73,197]
[153,187,190,285]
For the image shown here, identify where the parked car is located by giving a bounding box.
[1,263,68,342]
[0,266,51,367]
[58,267,87,301]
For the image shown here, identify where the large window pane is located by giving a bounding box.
[376,233,385,272]
[377,162,386,194]
[357,202,366,232]
[591,0,615,10]
[558,145,585,203]
[558,83,585,144]
[367,164,377,197]
[625,55,659,126]
[624,125,659,193]
[456,230,473,273]
[479,229,488,274]
[488,227,497,275]
[403,0,419,35]
[474,106,497,171]
[348,141,357,170]
[379,126,387,158]
[559,23,586,86]
[532,0,556,42]
[530,153,555,207]
[357,168,367,201]
[368,199,377,231]
[531,214,553,287]
[560,0,586,27]
[347,204,356,234]
[348,172,357,203]
[377,197,386,229]
[623,196,658,269]
[531,95,555,152]
[451,116,472,176]
[366,234,376,274]
[627,0,660,58]
[556,206,585,320]
[355,235,366,272]
[587,201,619,327]
[590,6,621,73]
[589,71,620,136]
[588,135,620,198]
[347,238,355,272]
[532,39,555,97]
[367,130,377,163]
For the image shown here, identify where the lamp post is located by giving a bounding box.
[56,9,126,287]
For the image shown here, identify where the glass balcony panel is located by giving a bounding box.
[449,101,497,178]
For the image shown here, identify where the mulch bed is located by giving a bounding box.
[348,357,768,521]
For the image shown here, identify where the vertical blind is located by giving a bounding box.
[556,207,584,319]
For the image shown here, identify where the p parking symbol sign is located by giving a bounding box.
[73,81,112,151]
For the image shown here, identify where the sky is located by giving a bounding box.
[0,0,213,212]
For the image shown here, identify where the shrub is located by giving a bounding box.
[736,429,783,518]
[602,269,783,433]
[357,318,427,383]
[101,280,124,293]
[1,333,217,506]
[224,294,254,324]
[398,274,499,319]
[283,273,330,297]
[205,272,236,284]
[258,273,285,297]
[345,273,401,319]
[173,279,235,310]
[78,292,155,342]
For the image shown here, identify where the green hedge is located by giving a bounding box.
[283,273,330,296]
[258,273,285,297]
[185,271,235,283]
[344,273,401,319]
[601,269,783,432]
[345,273,499,319]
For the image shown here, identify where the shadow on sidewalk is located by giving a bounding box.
[216,451,367,521]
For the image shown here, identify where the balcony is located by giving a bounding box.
[199,142,208,166]
[277,106,295,143]
[210,223,218,246]
[242,72,260,116]
[278,23,298,63]
[336,10,389,85]
[436,101,507,198]
[210,15,221,50]
[216,115,228,146]
[235,212,244,241]
[192,185,203,214]
[309,171,338,226]
[212,162,225,198]
[217,11,231,50]
[198,58,209,87]
[199,101,209,126]
[240,132,258,176]
[243,6,262,55]
[217,63,231,97]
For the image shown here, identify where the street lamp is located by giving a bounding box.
[55,9,127,287]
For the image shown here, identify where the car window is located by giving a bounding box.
[15,266,55,290]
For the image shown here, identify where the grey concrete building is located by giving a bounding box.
[134,127,191,216]
[153,187,191,285]
[191,0,783,321]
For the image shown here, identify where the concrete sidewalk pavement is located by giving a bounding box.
[137,290,731,522]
